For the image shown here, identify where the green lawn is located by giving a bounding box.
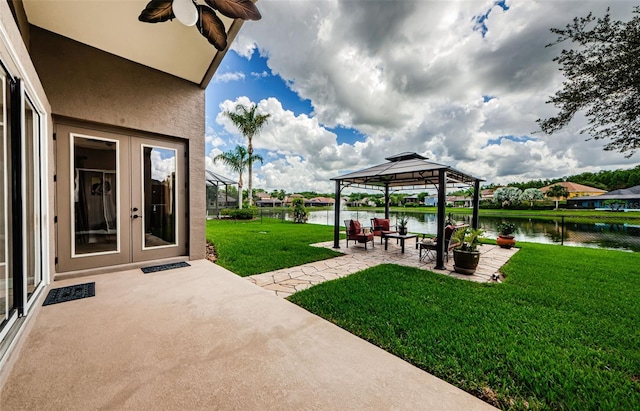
[205,218,342,276]
[288,244,640,410]
[206,218,639,409]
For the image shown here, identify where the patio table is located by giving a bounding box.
[383,233,418,253]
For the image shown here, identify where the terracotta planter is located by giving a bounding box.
[496,235,516,249]
[453,249,480,274]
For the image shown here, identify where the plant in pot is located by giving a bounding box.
[397,215,409,235]
[496,222,516,249]
[452,227,484,275]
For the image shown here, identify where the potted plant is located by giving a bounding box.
[496,222,516,249]
[397,215,409,235]
[451,227,484,274]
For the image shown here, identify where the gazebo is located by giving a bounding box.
[331,152,483,269]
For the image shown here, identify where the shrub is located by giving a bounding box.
[292,198,308,223]
[224,207,257,220]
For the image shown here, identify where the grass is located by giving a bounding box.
[288,243,640,410]
[206,217,639,408]
[205,218,342,276]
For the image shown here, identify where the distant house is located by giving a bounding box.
[540,182,607,199]
[404,195,419,204]
[347,197,376,207]
[283,194,305,206]
[256,197,283,207]
[568,185,640,210]
[305,197,335,207]
[255,193,283,207]
[424,195,438,206]
[447,196,473,207]
[481,188,497,200]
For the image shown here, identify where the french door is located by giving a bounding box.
[56,124,186,272]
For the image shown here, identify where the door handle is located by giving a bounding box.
[132,214,140,219]
[132,207,139,212]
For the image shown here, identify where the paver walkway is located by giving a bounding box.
[247,239,519,298]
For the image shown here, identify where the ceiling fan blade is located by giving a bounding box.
[205,0,262,21]
[139,0,175,23]
[196,5,228,51]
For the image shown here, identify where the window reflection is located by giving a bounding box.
[143,146,176,248]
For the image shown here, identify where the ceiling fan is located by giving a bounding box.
[139,0,262,51]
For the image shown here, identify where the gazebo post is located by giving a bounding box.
[435,170,447,269]
[384,184,390,219]
[472,179,480,229]
[333,180,341,248]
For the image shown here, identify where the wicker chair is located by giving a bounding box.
[418,224,466,262]
[344,219,374,249]
[371,218,398,244]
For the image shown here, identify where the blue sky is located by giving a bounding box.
[204,1,638,194]
[206,49,368,155]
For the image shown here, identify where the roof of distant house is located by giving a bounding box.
[540,182,606,194]
[307,197,335,204]
[571,184,640,201]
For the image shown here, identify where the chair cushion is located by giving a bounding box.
[373,218,390,231]
[349,220,361,235]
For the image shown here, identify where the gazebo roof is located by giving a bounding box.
[331,152,483,189]
[205,169,237,186]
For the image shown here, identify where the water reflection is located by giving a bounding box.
[260,209,640,252]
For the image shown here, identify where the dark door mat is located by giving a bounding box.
[43,282,95,306]
[141,261,190,274]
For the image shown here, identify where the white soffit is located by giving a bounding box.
[22,0,235,84]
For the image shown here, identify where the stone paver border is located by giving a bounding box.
[247,239,519,298]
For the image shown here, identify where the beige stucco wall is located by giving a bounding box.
[0,1,55,281]
[29,26,206,262]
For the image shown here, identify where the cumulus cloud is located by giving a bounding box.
[221,0,639,192]
[214,71,245,83]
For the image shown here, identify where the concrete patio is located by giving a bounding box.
[248,239,519,298]
[0,259,497,410]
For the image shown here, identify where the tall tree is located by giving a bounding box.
[519,188,544,208]
[493,187,523,208]
[546,184,570,209]
[224,103,270,206]
[538,7,640,157]
[213,145,263,209]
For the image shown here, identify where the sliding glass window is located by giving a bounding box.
[0,71,12,336]
[24,96,41,301]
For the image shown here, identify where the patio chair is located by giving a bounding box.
[418,224,466,262]
[371,218,398,244]
[344,219,374,249]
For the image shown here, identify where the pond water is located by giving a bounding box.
[260,209,640,252]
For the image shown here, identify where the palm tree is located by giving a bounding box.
[224,103,270,206]
[546,184,570,209]
[213,145,263,209]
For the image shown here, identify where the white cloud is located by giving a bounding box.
[251,71,269,78]
[149,148,176,182]
[216,0,639,192]
[214,71,245,83]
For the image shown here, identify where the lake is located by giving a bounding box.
[260,209,640,252]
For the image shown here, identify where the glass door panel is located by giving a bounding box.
[0,74,9,326]
[142,146,176,248]
[24,96,41,299]
[131,137,186,262]
[73,136,119,256]
[56,124,131,272]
